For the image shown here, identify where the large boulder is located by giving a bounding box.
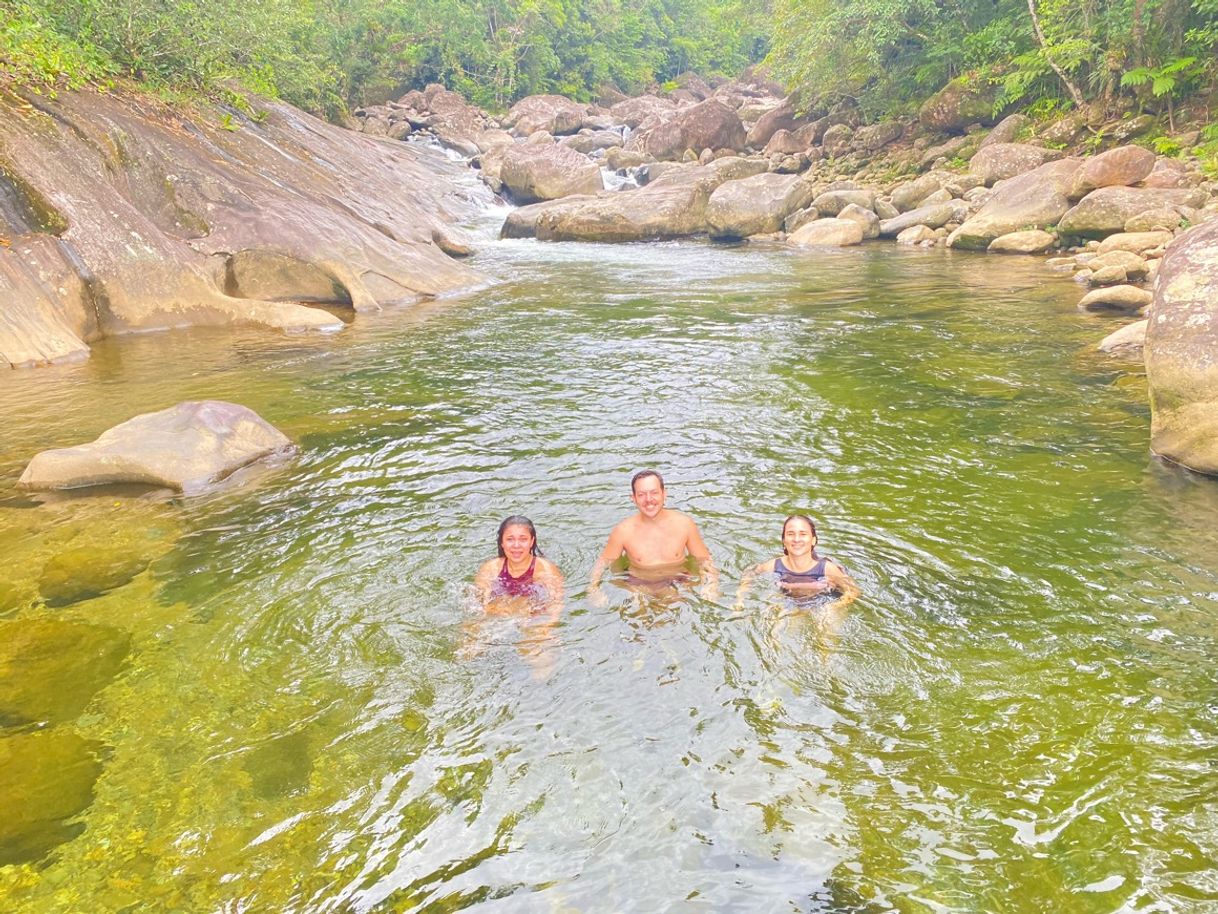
[561,129,625,155]
[788,218,865,247]
[1058,186,1209,238]
[919,75,1000,132]
[706,173,815,239]
[891,173,948,212]
[0,86,486,369]
[499,143,604,204]
[879,201,960,237]
[609,95,679,130]
[821,124,855,157]
[813,189,876,217]
[764,129,808,156]
[746,100,804,147]
[948,159,1082,250]
[853,121,903,154]
[627,99,746,161]
[1068,145,1156,199]
[979,113,1031,149]
[969,143,1062,186]
[506,158,767,242]
[1145,218,1218,474]
[19,400,294,494]
[988,229,1057,254]
[505,94,589,136]
[1078,285,1153,311]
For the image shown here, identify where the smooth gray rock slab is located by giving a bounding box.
[19,400,294,494]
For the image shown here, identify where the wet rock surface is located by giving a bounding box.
[1146,217,1218,475]
[0,86,486,368]
[20,400,293,494]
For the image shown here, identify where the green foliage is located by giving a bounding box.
[768,0,1218,119]
[1150,133,1181,155]
[0,0,769,116]
[0,3,112,90]
[1121,56,1203,98]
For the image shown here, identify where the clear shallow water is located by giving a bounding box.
[2,224,1218,913]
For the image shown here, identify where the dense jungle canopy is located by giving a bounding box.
[1,0,1216,122]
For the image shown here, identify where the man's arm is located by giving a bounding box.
[685,518,719,599]
[588,524,626,605]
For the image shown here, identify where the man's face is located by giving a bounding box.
[631,476,666,518]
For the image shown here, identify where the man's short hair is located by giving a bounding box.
[631,470,665,493]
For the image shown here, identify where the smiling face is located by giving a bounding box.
[499,524,536,564]
[782,516,817,557]
[631,474,666,519]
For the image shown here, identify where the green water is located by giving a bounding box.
[2,227,1217,913]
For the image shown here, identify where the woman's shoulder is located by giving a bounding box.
[756,557,779,573]
[536,556,563,577]
[476,557,502,576]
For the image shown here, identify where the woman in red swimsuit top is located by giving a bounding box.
[474,515,564,614]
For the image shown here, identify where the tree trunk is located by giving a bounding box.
[1026,0,1088,109]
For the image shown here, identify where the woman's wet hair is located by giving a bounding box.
[781,514,817,554]
[497,515,542,557]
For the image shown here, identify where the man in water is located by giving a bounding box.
[588,470,719,604]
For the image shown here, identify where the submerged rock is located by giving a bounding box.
[1145,217,1218,474]
[0,619,129,726]
[0,730,103,865]
[20,400,293,494]
[1098,320,1148,356]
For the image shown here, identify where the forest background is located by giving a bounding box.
[1,0,1216,137]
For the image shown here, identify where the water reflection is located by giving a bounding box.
[0,233,1216,910]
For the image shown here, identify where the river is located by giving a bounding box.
[2,189,1217,912]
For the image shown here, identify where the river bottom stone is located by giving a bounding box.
[0,730,103,866]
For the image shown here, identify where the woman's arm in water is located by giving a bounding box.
[822,560,860,613]
[473,559,498,606]
[535,558,565,621]
[734,558,776,610]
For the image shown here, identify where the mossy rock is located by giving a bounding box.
[0,729,103,865]
[0,618,130,727]
[39,544,150,607]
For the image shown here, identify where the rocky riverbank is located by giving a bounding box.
[355,76,1218,476]
[0,86,489,369]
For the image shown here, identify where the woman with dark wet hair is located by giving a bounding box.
[474,515,564,611]
[735,514,859,613]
